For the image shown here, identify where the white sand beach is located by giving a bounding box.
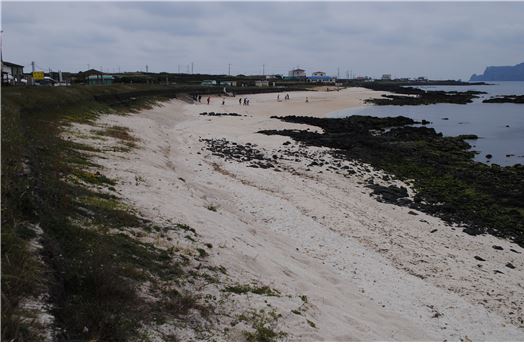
[71,87,524,341]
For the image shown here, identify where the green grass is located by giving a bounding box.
[206,204,218,212]
[239,309,286,342]
[0,85,204,341]
[224,284,280,297]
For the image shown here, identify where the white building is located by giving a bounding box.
[2,61,24,85]
[288,68,306,78]
[255,80,270,87]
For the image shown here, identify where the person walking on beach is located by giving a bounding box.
[239,98,242,105]
[198,95,202,103]
[247,99,250,106]
[207,96,210,105]
[306,97,309,103]
[222,98,225,105]
[277,94,280,102]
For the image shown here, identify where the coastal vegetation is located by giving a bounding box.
[260,115,524,247]
[0,86,223,341]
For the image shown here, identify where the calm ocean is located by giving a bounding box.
[329,82,524,166]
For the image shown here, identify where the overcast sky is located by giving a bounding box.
[2,1,523,79]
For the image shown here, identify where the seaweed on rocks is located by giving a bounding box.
[260,115,524,247]
[483,95,524,104]
[360,82,485,105]
[365,91,484,105]
[200,139,277,169]
[367,184,412,207]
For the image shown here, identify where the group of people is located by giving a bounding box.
[196,93,308,107]
[192,94,213,104]
[277,94,308,103]
[277,93,291,102]
[193,95,251,106]
[192,94,203,103]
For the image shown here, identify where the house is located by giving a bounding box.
[255,80,270,87]
[307,75,336,83]
[288,68,306,78]
[87,74,114,85]
[201,80,217,86]
[2,61,24,85]
[381,74,392,80]
[312,71,326,77]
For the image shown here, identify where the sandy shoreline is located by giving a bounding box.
[71,87,523,340]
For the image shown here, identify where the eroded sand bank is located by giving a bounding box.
[72,87,523,340]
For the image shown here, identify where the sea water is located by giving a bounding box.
[329,81,524,166]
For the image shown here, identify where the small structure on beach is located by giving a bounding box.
[312,71,326,76]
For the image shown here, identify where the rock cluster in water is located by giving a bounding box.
[359,82,485,105]
[482,95,524,104]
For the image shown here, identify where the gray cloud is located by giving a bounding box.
[2,1,523,79]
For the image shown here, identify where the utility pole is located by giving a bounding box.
[31,61,35,85]
[177,64,180,73]
[262,64,265,76]
[146,65,149,73]
[0,30,4,63]
[228,63,231,76]
[191,62,194,74]
[337,67,340,79]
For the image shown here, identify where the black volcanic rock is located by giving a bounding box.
[470,62,524,81]
[483,95,524,104]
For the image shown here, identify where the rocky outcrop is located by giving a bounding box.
[470,62,524,81]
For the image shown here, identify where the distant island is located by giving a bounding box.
[470,62,524,81]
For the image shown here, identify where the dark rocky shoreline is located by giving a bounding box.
[483,95,524,104]
[361,82,485,105]
[366,90,484,105]
[259,115,524,247]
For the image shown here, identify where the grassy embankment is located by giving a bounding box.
[1,85,220,340]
